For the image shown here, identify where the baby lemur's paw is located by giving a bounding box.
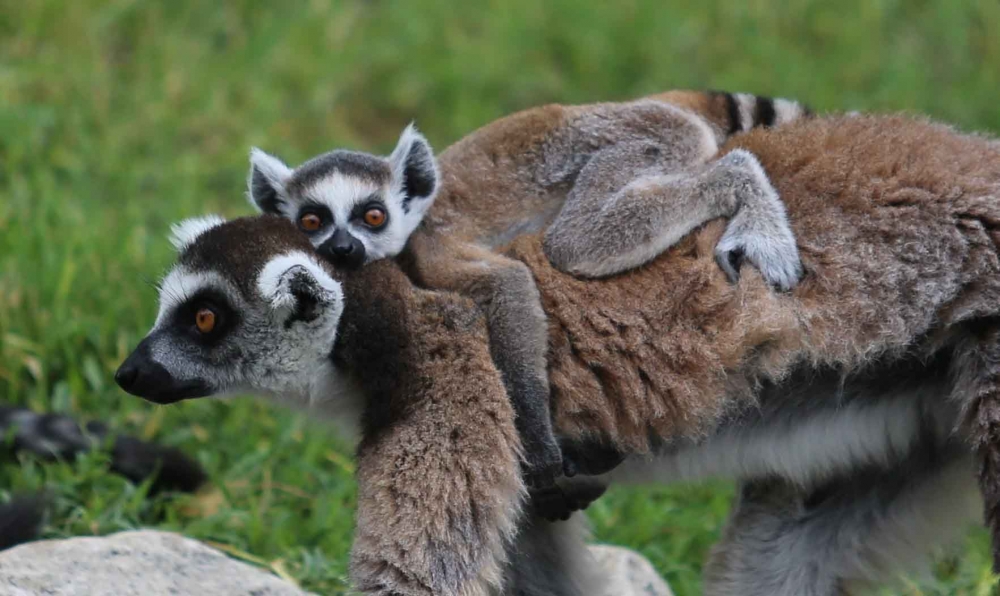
[713,149,803,292]
[531,477,609,522]
[522,433,564,490]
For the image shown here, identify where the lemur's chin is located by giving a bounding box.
[130,381,215,405]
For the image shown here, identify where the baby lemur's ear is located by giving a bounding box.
[257,253,344,326]
[248,148,293,215]
[388,124,439,212]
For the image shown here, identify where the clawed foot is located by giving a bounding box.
[522,433,565,490]
[712,149,803,292]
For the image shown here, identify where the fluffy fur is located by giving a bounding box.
[394,90,810,489]
[334,108,999,592]
[125,108,1000,592]
[122,216,525,596]
[241,91,788,496]
[482,113,1000,584]
[248,126,438,264]
[336,259,524,596]
[503,113,1000,449]
[168,214,226,251]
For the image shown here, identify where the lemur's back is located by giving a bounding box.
[425,90,806,246]
[502,113,1000,452]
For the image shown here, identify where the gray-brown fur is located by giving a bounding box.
[286,150,392,196]
[400,90,809,491]
[491,113,1000,572]
[249,90,807,496]
[146,108,1000,592]
[335,260,525,595]
[131,215,529,596]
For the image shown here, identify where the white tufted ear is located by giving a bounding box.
[169,215,227,252]
[248,148,294,215]
[257,252,344,323]
[388,123,439,210]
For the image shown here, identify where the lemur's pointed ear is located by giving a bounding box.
[388,124,439,211]
[248,148,293,215]
[258,253,344,326]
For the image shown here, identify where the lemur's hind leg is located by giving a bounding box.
[543,145,802,291]
[703,441,976,596]
[502,513,605,596]
[403,234,562,491]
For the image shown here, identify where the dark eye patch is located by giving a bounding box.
[297,203,335,232]
[170,289,239,347]
[350,195,389,232]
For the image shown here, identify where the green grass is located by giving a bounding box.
[2,0,1000,594]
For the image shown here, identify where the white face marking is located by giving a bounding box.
[274,126,438,264]
[301,172,385,236]
[169,215,226,252]
[154,267,233,327]
[148,252,362,420]
[289,173,418,263]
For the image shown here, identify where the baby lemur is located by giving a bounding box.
[121,112,1000,594]
[246,90,809,488]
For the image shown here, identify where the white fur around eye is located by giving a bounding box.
[169,215,227,252]
[257,252,344,312]
[155,267,230,327]
[306,173,383,222]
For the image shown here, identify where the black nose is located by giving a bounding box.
[114,362,139,391]
[332,242,354,256]
[115,337,213,404]
[320,229,366,269]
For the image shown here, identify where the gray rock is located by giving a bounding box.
[0,531,672,596]
[0,530,314,596]
[590,545,674,596]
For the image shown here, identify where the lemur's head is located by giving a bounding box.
[247,125,438,269]
[115,215,349,409]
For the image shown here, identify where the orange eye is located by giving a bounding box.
[299,213,323,232]
[363,208,386,228]
[195,308,216,334]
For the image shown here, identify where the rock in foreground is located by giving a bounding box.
[0,530,672,596]
[0,530,313,596]
[591,545,674,596]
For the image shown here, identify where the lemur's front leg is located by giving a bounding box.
[403,233,563,491]
[350,284,524,596]
[544,144,802,291]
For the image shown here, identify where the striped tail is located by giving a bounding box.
[709,90,814,137]
[0,404,207,496]
[0,493,47,551]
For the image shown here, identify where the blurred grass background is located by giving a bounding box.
[2,0,1000,594]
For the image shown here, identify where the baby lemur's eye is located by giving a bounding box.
[299,213,324,232]
[195,308,216,334]
[363,207,387,228]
